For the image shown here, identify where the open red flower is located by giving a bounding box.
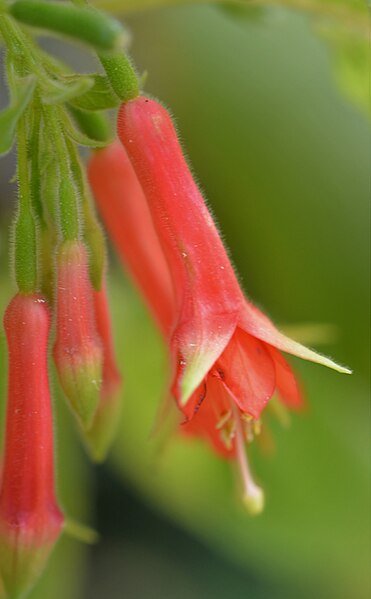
[0,294,64,597]
[118,97,349,406]
[117,97,350,511]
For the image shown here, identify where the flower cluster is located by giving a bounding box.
[0,4,350,595]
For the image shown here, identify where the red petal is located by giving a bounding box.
[216,327,276,419]
[267,346,304,410]
[181,375,235,458]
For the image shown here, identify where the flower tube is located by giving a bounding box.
[117,97,350,511]
[0,294,64,597]
[88,141,175,336]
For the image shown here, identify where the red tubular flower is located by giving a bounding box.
[53,240,103,429]
[0,294,64,597]
[87,142,175,336]
[83,282,122,462]
[118,97,351,512]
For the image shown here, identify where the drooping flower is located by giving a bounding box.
[0,294,64,597]
[117,96,350,511]
[88,142,175,336]
[83,282,123,462]
[53,240,103,429]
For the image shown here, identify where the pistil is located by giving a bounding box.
[231,402,264,515]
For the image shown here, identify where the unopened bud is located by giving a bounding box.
[53,240,103,429]
[0,294,64,598]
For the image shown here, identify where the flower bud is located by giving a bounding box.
[0,294,64,598]
[83,283,122,462]
[53,240,103,429]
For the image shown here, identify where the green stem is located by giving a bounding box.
[46,107,80,241]
[42,149,59,227]
[65,136,106,289]
[69,0,139,101]
[15,115,38,293]
[99,52,139,102]
[29,98,45,225]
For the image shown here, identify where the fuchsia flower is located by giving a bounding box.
[117,96,350,511]
[83,283,122,462]
[88,142,175,336]
[53,240,103,429]
[0,294,64,597]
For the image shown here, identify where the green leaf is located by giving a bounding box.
[42,74,94,105]
[69,74,120,111]
[0,76,36,155]
[67,106,113,144]
[60,109,111,147]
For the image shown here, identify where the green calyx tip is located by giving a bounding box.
[56,352,103,429]
[0,528,61,599]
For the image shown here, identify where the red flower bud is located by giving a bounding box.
[118,96,350,511]
[83,283,122,462]
[88,142,175,336]
[0,294,64,597]
[53,240,103,429]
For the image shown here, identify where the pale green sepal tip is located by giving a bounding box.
[278,335,353,375]
[58,360,102,430]
[313,353,352,375]
[179,355,211,408]
[178,339,231,408]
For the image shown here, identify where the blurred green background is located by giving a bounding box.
[0,2,369,599]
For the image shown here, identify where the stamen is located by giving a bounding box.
[231,403,264,515]
[253,419,261,436]
[244,420,254,443]
[216,409,232,430]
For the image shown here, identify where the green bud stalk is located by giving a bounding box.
[10,0,126,51]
